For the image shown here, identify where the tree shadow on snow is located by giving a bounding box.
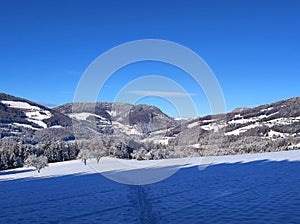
[0,168,35,176]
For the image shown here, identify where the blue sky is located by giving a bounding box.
[0,0,299,117]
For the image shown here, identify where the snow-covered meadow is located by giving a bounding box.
[1,150,300,223]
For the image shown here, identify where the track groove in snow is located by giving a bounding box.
[136,186,158,224]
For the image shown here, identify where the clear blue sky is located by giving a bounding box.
[0,0,299,117]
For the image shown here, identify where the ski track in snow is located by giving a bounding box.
[0,150,300,223]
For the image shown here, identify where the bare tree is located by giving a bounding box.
[77,149,93,165]
[25,155,48,173]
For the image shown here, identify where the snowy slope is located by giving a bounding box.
[1,150,300,223]
[1,100,52,128]
[0,93,73,141]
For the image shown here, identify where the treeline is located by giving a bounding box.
[0,136,170,170]
[0,139,80,170]
[77,136,174,165]
[1,135,299,171]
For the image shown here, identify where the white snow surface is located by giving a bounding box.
[49,125,64,129]
[12,122,39,130]
[200,122,226,132]
[1,100,40,110]
[187,121,199,129]
[1,150,299,181]
[268,130,289,138]
[174,117,190,121]
[260,107,274,112]
[69,112,110,124]
[225,123,261,136]
[228,117,258,124]
[228,113,276,125]
[1,150,300,223]
[152,137,170,145]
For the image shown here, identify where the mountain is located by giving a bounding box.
[0,92,176,145]
[0,93,73,141]
[165,96,300,156]
[0,92,299,170]
[54,102,176,137]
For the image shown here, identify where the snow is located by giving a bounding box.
[69,112,110,124]
[26,110,51,128]
[0,160,93,181]
[225,123,260,136]
[191,143,201,148]
[187,121,199,128]
[260,107,274,112]
[228,114,274,125]
[288,143,300,149]
[200,122,226,132]
[142,136,175,146]
[107,110,117,117]
[293,116,300,121]
[1,100,52,128]
[10,131,21,135]
[13,122,39,130]
[188,150,300,165]
[174,117,191,124]
[152,137,170,145]
[149,128,169,136]
[234,114,241,118]
[113,121,142,135]
[1,150,300,223]
[268,130,289,138]
[228,117,258,124]
[228,112,281,125]
[1,100,40,110]
[49,125,64,129]
[1,150,299,181]
[224,113,299,136]
[174,117,190,121]
[265,117,298,126]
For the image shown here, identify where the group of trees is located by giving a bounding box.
[0,140,27,170]
[77,135,185,165]
[0,139,80,171]
[1,133,299,172]
[188,135,300,156]
[76,136,204,165]
[77,136,141,164]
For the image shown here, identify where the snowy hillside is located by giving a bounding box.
[1,92,300,172]
[1,150,300,223]
[54,102,176,137]
[165,97,300,155]
[0,93,72,139]
[1,100,52,128]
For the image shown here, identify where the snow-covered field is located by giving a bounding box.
[1,150,300,223]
